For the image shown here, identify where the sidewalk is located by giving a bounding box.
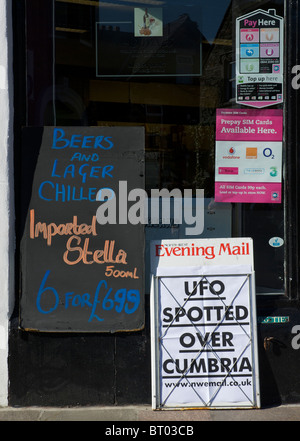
[0,404,299,421]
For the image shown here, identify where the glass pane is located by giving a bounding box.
[25,0,285,295]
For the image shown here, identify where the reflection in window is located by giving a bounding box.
[24,0,285,295]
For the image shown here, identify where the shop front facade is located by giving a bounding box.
[0,0,299,407]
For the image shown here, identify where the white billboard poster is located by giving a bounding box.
[150,238,260,409]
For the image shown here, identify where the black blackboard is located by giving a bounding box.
[20,127,145,332]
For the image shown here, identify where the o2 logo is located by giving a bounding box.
[263,148,275,159]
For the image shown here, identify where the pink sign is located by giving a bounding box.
[218,167,239,175]
[215,182,281,203]
[215,109,283,204]
[216,109,283,142]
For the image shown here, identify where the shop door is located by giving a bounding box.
[13,0,300,407]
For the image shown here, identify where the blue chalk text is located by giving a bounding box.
[36,270,140,322]
[52,128,114,150]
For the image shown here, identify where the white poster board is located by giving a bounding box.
[150,238,260,409]
[236,9,284,108]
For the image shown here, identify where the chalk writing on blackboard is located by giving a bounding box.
[36,270,141,322]
[20,126,145,332]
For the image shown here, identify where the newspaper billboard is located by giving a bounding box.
[150,238,260,409]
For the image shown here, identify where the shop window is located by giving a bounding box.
[21,0,285,296]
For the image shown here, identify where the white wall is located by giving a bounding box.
[0,0,15,406]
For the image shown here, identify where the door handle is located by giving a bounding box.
[264,336,275,351]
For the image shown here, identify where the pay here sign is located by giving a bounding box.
[150,238,260,409]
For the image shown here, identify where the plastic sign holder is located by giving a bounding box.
[150,238,260,409]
